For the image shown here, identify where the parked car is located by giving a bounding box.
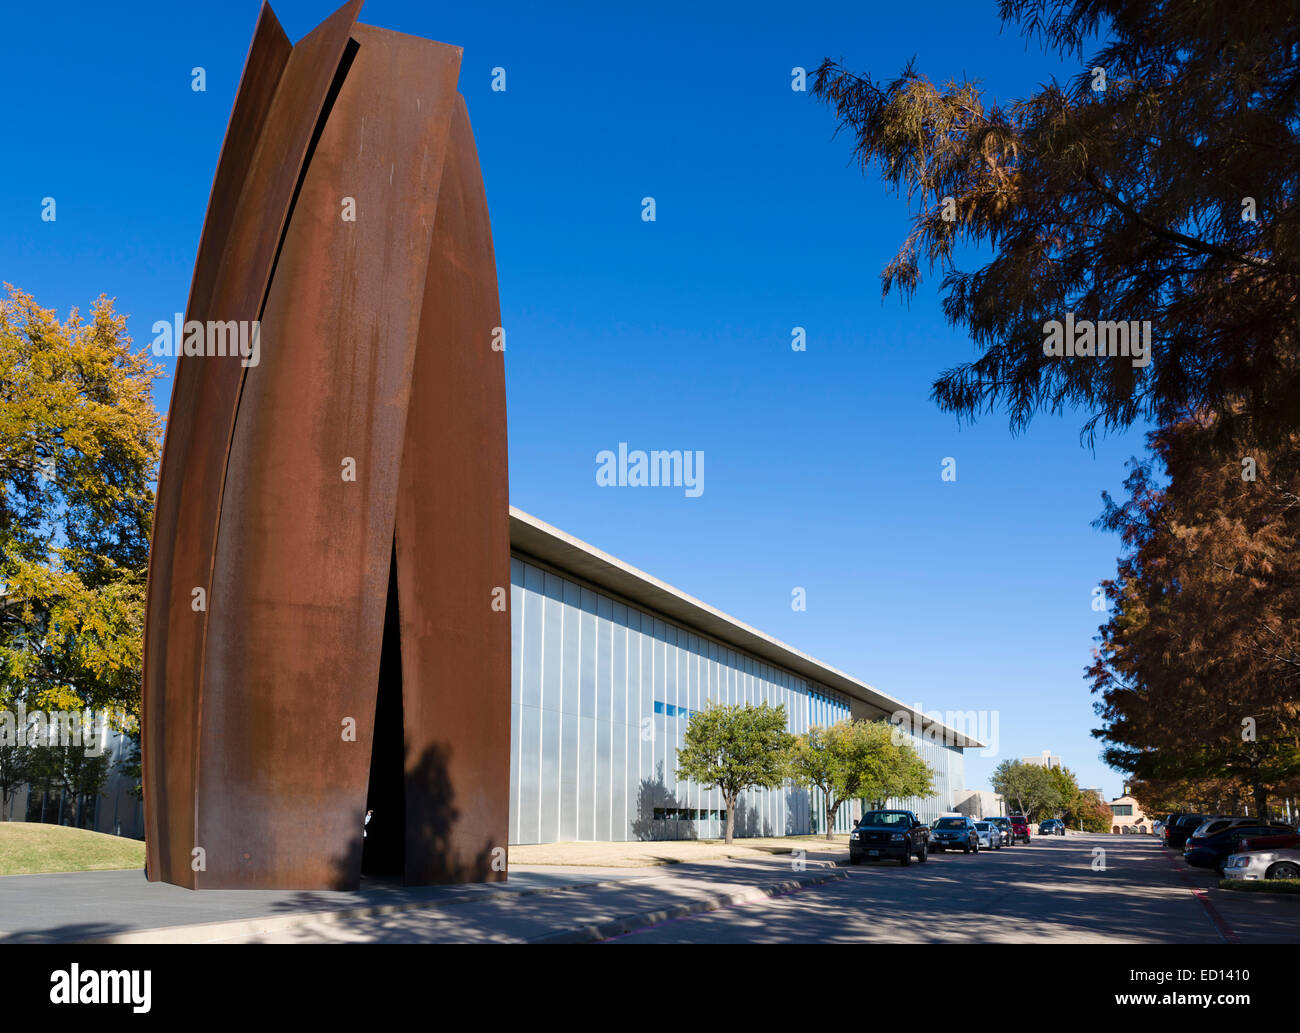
[1191,816,1266,839]
[974,821,1002,850]
[849,809,930,866]
[930,815,981,853]
[1007,814,1031,844]
[1237,830,1300,854]
[1222,846,1300,882]
[1184,822,1298,872]
[1159,813,1186,846]
[1165,813,1209,850]
[985,816,1015,845]
[1039,819,1066,836]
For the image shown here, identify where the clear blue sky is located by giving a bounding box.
[0,0,1146,801]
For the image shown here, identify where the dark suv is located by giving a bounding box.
[849,810,930,866]
[1166,813,1209,850]
[930,815,981,853]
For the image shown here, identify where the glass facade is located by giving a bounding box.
[509,556,966,844]
[872,727,965,826]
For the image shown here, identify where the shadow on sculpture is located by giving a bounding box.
[141,0,509,890]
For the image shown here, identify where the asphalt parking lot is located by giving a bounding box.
[605,832,1298,943]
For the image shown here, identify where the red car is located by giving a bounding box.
[1237,831,1300,854]
[1007,814,1031,844]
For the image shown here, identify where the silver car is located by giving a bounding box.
[1222,846,1300,881]
[1192,816,1263,839]
[974,820,1002,850]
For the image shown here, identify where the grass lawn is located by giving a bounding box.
[0,822,145,876]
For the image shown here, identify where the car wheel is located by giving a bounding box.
[963,843,971,854]
[850,855,861,866]
[1267,861,1300,880]
[973,839,980,853]
[900,848,912,867]
[917,843,928,863]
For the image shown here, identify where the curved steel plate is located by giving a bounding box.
[143,0,364,887]
[195,24,462,889]
[395,97,511,886]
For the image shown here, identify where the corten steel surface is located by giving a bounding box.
[143,0,364,890]
[142,3,510,890]
[395,96,511,885]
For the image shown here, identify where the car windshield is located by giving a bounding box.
[934,818,966,829]
[858,812,909,827]
[975,822,990,830]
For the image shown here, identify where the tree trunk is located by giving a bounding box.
[825,802,835,841]
[1252,781,1269,820]
[724,797,735,845]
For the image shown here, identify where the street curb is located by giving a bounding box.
[73,876,638,945]
[1157,849,1300,904]
[1212,884,1300,902]
[528,867,851,944]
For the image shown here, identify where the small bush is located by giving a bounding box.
[1217,878,1300,895]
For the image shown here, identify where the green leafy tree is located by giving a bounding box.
[860,728,935,812]
[991,760,1065,820]
[1073,789,1112,833]
[1045,764,1075,819]
[677,702,795,844]
[813,0,1300,448]
[1043,765,1110,830]
[0,285,160,721]
[789,719,935,840]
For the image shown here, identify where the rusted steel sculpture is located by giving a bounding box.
[142,0,510,890]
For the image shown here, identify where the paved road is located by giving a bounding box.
[607,833,1291,944]
[204,832,1295,943]
[0,864,638,943]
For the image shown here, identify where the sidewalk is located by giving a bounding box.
[508,834,851,867]
[214,856,849,944]
[1155,840,1300,944]
[0,850,848,944]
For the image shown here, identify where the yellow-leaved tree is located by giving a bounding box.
[0,283,161,732]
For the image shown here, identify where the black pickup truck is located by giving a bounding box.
[849,809,930,866]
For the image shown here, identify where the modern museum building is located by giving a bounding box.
[507,508,979,845]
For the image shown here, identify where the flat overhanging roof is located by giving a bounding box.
[509,507,983,750]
